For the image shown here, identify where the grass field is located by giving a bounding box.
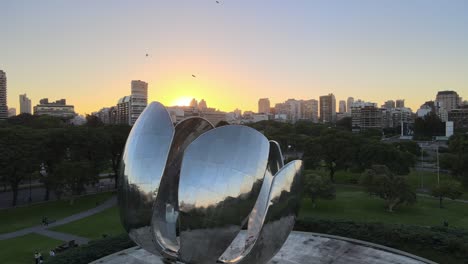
[0,192,114,234]
[0,233,62,264]
[50,206,125,240]
[307,169,468,199]
[299,185,468,229]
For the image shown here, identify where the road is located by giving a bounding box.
[0,177,116,209]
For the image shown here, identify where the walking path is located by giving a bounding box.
[0,196,117,244]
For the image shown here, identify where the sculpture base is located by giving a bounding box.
[91,231,434,264]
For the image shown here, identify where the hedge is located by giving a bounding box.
[49,219,468,264]
[295,218,468,264]
[47,234,135,264]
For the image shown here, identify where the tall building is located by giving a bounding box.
[117,96,131,124]
[436,90,460,112]
[346,97,354,113]
[301,99,318,122]
[396,99,405,108]
[33,98,75,118]
[0,70,7,120]
[383,100,396,109]
[8,108,16,117]
[351,103,383,132]
[339,100,346,113]
[319,93,336,123]
[285,99,301,123]
[19,94,32,114]
[258,98,270,114]
[130,80,148,125]
[198,99,207,111]
[190,98,198,108]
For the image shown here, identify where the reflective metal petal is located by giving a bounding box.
[220,140,284,263]
[267,140,284,176]
[238,160,303,264]
[178,125,270,264]
[118,102,174,254]
[151,117,214,259]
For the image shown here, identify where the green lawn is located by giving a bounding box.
[0,233,62,264]
[0,192,114,234]
[308,169,468,199]
[50,206,125,240]
[299,185,468,229]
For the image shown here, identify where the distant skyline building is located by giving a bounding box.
[258,98,271,114]
[301,99,318,122]
[130,80,148,125]
[436,90,460,112]
[8,107,16,117]
[198,99,207,111]
[319,93,336,123]
[285,99,301,123]
[346,97,354,113]
[351,103,383,132]
[33,98,75,118]
[383,100,396,109]
[339,100,346,113]
[19,93,32,114]
[396,99,405,108]
[190,98,198,108]
[0,70,7,119]
[117,96,131,125]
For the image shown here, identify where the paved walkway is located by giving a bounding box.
[92,231,436,264]
[0,196,117,244]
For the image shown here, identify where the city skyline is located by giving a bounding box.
[2,1,468,114]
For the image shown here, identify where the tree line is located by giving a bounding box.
[0,114,130,206]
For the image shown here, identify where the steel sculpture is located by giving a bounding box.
[118,102,303,264]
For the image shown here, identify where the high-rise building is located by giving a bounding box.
[351,103,383,132]
[199,99,207,111]
[339,100,346,113]
[301,99,318,122]
[33,98,75,118]
[190,98,198,108]
[258,98,270,114]
[0,70,7,119]
[285,99,301,123]
[117,96,131,124]
[396,99,405,108]
[130,80,148,125]
[19,94,32,114]
[347,97,354,113]
[8,108,16,117]
[319,93,336,123]
[436,90,460,112]
[383,100,396,109]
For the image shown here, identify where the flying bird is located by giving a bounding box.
[146,53,149,57]
[192,74,196,78]
[216,1,220,3]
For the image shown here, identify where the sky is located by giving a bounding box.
[1,0,468,115]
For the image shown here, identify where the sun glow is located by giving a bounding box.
[172,96,193,107]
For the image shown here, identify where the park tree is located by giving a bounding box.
[0,128,41,206]
[55,160,97,198]
[104,125,131,188]
[360,165,416,212]
[431,180,463,208]
[304,129,354,182]
[414,112,445,140]
[446,134,468,185]
[303,173,336,208]
[356,141,414,175]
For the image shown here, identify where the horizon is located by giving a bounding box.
[2,1,468,115]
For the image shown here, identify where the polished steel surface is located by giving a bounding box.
[267,141,284,176]
[152,117,214,259]
[118,102,175,254]
[237,160,303,264]
[178,125,270,264]
[119,102,303,264]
